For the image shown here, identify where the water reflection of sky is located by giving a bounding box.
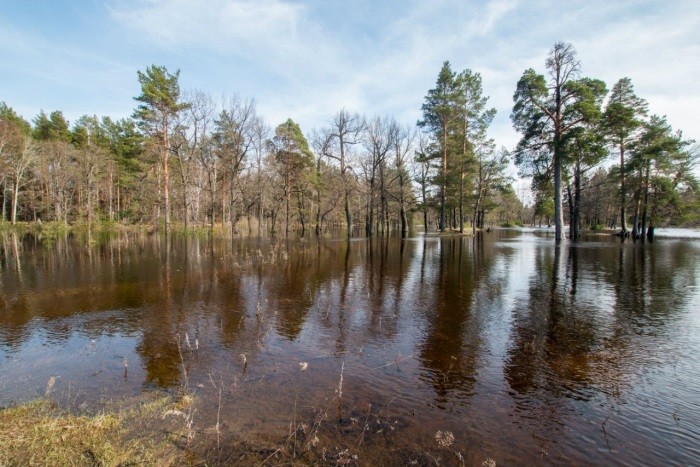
[1,231,700,465]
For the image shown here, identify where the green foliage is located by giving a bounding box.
[603,78,648,144]
[103,117,146,175]
[273,119,313,164]
[133,65,189,131]
[418,61,461,136]
[500,221,522,227]
[418,62,500,232]
[272,118,314,192]
[1,102,32,135]
[33,110,71,142]
[631,115,695,226]
[3,59,698,235]
[71,115,111,149]
[511,42,606,240]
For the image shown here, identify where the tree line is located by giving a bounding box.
[0,64,516,238]
[1,43,697,240]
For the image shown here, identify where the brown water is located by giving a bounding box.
[1,230,700,465]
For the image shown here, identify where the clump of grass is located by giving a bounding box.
[0,398,179,466]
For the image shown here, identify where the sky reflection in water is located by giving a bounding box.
[1,230,699,465]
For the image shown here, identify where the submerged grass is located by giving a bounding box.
[0,383,493,466]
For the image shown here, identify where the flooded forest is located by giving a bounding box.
[2,229,700,465]
[1,41,700,466]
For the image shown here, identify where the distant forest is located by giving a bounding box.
[1,42,697,239]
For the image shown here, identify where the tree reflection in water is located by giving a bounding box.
[1,231,699,465]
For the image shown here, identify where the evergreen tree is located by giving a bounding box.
[272,119,313,237]
[455,69,496,233]
[629,115,692,238]
[603,78,648,233]
[133,65,189,236]
[512,42,604,241]
[419,61,461,232]
[562,77,608,238]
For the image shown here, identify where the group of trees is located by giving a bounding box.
[512,42,699,241]
[0,65,517,238]
[417,63,515,234]
[2,47,697,241]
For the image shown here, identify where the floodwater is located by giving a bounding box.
[1,230,700,465]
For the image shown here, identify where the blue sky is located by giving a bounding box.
[2,0,699,160]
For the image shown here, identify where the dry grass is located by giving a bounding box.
[0,396,186,466]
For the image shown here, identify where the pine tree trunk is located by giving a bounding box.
[163,120,170,237]
[619,143,627,233]
[553,150,564,242]
[440,124,447,232]
[641,160,650,240]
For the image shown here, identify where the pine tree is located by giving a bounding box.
[133,65,189,236]
[419,61,461,232]
[512,42,604,241]
[603,78,648,233]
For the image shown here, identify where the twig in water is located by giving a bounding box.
[355,403,371,448]
[292,362,308,457]
[176,334,189,389]
[372,354,414,370]
[336,362,345,421]
[260,448,281,465]
[209,374,223,451]
[602,415,612,452]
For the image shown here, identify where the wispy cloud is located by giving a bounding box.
[2,0,698,150]
[106,0,524,131]
[108,0,334,79]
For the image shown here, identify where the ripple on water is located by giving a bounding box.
[1,233,700,465]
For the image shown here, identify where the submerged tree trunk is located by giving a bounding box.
[345,192,353,238]
[641,159,651,241]
[574,167,581,239]
[553,148,565,242]
[400,206,408,238]
[366,178,374,238]
[379,163,387,238]
[459,169,465,234]
[630,167,643,239]
[472,168,483,235]
[297,193,306,238]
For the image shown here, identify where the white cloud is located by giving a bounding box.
[3,0,699,154]
[107,0,334,80]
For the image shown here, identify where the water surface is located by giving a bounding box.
[1,230,699,465]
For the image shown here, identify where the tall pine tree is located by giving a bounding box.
[133,65,189,236]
